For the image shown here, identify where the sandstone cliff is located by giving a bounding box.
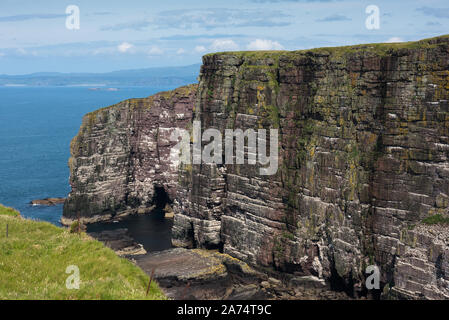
[64,35,449,299]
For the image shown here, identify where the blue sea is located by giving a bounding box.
[0,86,172,225]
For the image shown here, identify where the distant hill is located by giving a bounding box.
[0,64,201,87]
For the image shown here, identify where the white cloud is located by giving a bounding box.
[210,39,239,52]
[147,8,290,30]
[386,37,404,43]
[13,48,38,57]
[117,42,134,53]
[195,45,207,53]
[176,48,186,55]
[246,39,284,51]
[148,46,164,55]
[0,52,5,57]
[16,48,27,55]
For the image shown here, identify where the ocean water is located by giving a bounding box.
[87,209,173,253]
[0,86,172,225]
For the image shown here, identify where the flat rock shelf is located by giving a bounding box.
[132,248,352,300]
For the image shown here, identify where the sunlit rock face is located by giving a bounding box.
[65,36,449,299]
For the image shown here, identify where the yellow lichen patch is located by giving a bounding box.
[190,263,227,279]
[348,165,357,201]
[412,233,417,247]
[350,72,359,87]
[399,229,404,242]
[314,95,324,104]
[214,252,256,274]
[68,157,75,171]
[338,211,345,224]
[446,71,449,90]
[157,84,198,101]
[431,70,449,100]
[256,86,266,109]
[421,109,427,127]
[398,122,409,136]
[189,250,227,279]
[86,111,99,132]
[127,98,144,111]
[308,145,316,158]
[427,207,446,216]
[367,132,378,145]
[399,149,410,173]
[70,136,79,156]
[183,164,193,174]
[399,229,417,248]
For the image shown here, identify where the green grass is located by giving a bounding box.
[0,204,166,300]
[422,214,449,226]
[0,205,20,217]
[205,34,449,59]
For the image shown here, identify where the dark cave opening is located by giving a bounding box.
[86,185,174,253]
[188,221,196,248]
[151,185,171,218]
[328,266,356,298]
[328,267,382,299]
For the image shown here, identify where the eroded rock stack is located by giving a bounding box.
[64,35,449,299]
[63,84,196,224]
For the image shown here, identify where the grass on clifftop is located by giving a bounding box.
[0,204,165,300]
[205,34,449,59]
[0,205,20,217]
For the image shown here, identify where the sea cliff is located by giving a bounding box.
[64,35,449,299]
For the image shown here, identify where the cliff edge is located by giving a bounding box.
[64,35,449,299]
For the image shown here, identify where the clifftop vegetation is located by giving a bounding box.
[0,204,165,300]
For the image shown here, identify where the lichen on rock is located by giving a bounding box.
[63,84,197,225]
[64,35,449,299]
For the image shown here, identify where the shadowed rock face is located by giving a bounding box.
[64,35,449,299]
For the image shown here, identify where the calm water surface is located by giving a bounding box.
[0,86,175,250]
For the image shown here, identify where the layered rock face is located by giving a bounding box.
[63,84,196,225]
[172,36,449,299]
[65,36,449,299]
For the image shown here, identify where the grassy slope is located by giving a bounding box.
[0,205,20,217]
[0,204,165,300]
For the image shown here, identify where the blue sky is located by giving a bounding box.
[0,0,448,74]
